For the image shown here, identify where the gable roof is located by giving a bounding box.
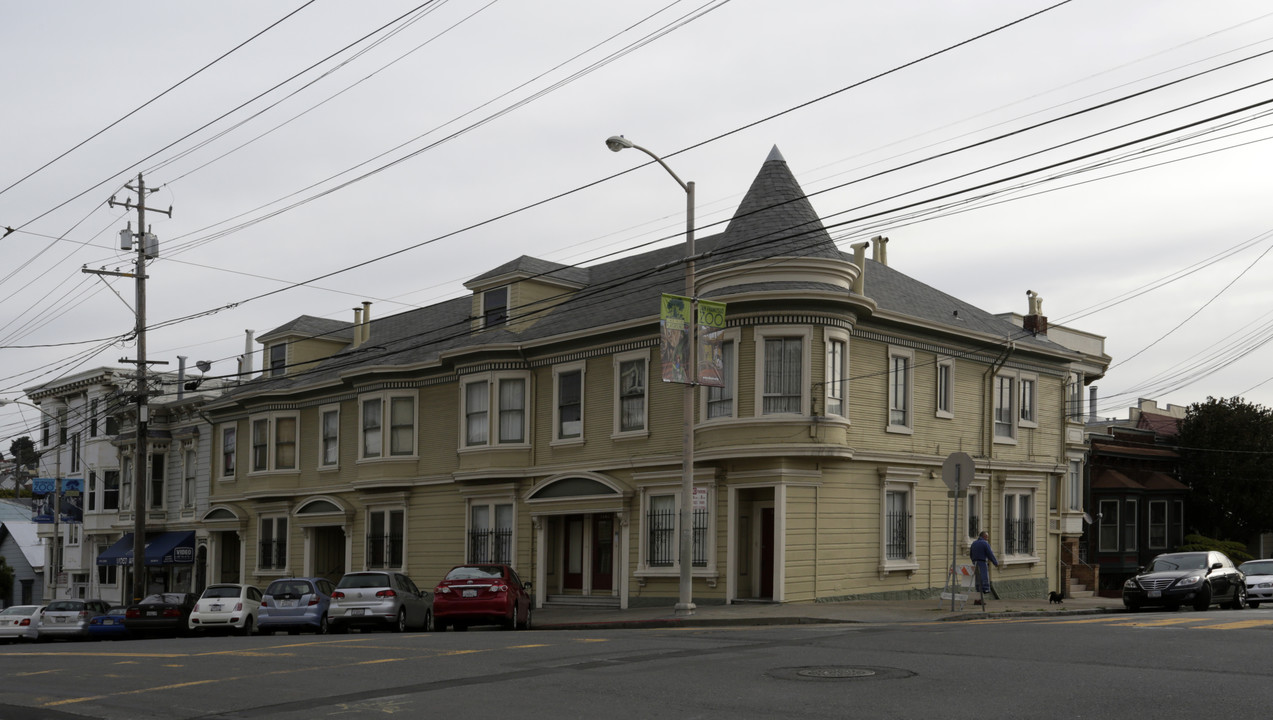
[258,315,354,344]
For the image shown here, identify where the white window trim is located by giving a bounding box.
[700,327,741,423]
[823,328,849,422]
[318,404,341,470]
[754,325,813,417]
[218,424,237,482]
[358,391,418,461]
[612,348,650,439]
[466,497,517,565]
[181,443,197,510]
[458,371,532,450]
[880,468,920,574]
[935,357,954,419]
[268,342,288,377]
[551,360,586,446]
[886,346,914,434]
[257,514,290,575]
[1067,458,1083,512]
[635,483,717,577]
[363,503,407,571]
[993,371,1018,444]
[147,449,167,512]
[247,412,300,474]
[1018,373,1039,429]
[1002,479,1041,565]
[481,286,509,329]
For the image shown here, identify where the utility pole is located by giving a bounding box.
[87,172,170,603]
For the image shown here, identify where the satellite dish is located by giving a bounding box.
[195,360,212,372]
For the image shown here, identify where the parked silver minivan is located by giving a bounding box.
[328,571,432,633]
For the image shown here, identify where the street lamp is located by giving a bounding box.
[606,135,697,616]
[0,398,65,600]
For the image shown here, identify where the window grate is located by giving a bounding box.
[467,527,512,564]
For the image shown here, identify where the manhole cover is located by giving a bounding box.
[769,666,915,682]
[798,667,877,679]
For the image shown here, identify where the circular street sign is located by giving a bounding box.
[941,452,976,493]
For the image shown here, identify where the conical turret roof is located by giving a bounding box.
[708,146,840,265]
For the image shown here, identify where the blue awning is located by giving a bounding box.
[96,531,196,566]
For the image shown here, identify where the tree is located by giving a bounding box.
[7,436,39,469]
[1176,396,1273,541]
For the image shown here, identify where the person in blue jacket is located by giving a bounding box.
[970,531,998,600]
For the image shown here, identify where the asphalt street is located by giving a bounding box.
[1,606,1269,719]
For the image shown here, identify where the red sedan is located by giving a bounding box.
[433,565,532,631]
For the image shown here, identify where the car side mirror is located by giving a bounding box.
[524,581,533,591]
[1211,562,1222,571]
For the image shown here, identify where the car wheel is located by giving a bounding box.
[519,605,532,631]
[422,610,433,633]
[1227,585,1248,610]
[1124,601,1139,613]
[241,616,256,636]
[1194,585,1212,611]
[1250,601,1261,609]
[393,609,407,633]
[317,615,329,635]
[503,603,517,630]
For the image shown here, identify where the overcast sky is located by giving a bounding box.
[4,0,1273,442]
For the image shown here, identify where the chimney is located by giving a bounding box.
[352,307,363,349]
[361,301,372,345]
[851,241,868,295]
[241,330,255,377]
[871,235,888,266]
[177,356,187,401]
[1023,290,1048,335]
[1089,386,1098,422]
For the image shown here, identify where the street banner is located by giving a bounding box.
[697,300,727,388]
[30,477,84,524]
[661,294,691,384]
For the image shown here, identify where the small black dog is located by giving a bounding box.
[1048,591,1064,604]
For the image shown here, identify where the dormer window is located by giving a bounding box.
[483,287,508,329]
[268,343,286,377]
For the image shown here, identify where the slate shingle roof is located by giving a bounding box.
[227,146,1075,398]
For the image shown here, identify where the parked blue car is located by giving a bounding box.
[87,606,130,641]
[258,577,336,635]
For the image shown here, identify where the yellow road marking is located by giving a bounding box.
[0,652,186,658]
[16,670,60,677]
[508,644,549,649]
[1043,617,1126,625]
[1110,618,1201,627]
[577,638,610,643]
[1191,619,1273,630]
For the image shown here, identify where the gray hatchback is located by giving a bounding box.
[328,571,432,633]
[40,599,112,640]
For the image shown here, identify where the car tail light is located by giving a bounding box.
[332,591,345,600]
[126,608,140,619]
[19,618,30,627]
[261,600,270,607]
[78,611,90,620]
[308,598,319,606]
[162,608,180,618]
[234,602,243,612]
[436,586,451,594]
[490,583,509,593]
[375,589,397,598]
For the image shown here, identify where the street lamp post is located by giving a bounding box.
[606,135,697,616]
[0,399,64,600]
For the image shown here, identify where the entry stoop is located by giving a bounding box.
[1067,579,1095,599]
[545,594,621,608]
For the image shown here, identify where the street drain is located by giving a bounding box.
[770,666,915,682]
[799,667,876,679]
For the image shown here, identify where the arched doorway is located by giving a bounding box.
[527,474,629,608]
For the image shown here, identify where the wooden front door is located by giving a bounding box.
[759,507,775,598]
[591,514,614,592]
[563,515,585,591]
[312,527,346,584]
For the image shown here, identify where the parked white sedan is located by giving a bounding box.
[189,584,263,635]
[0,605,45,643]
[1240,559,1273,608]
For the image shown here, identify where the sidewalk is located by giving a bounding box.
[533,594,1121,631]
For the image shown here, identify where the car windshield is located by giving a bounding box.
[1147,555,1208,572]
[267,581,313,597]
[201,586,242,599]
[0,606,37,616]
[141,593,187,605]
[46,601,84,611]
[445,565,506,581]
[1240,560,1273,575]
[336,573,390,589]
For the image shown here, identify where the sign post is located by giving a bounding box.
[941,452,975,611]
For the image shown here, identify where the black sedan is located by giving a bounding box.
[123,593,197,637]
[1123,551,1247,612]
